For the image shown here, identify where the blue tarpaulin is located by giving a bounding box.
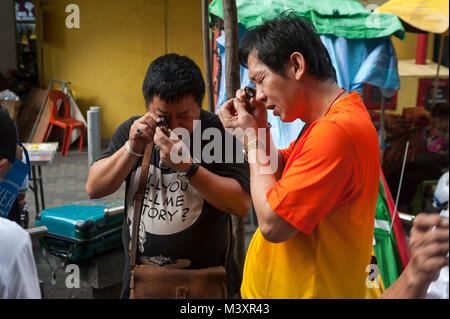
[320,34,400,98]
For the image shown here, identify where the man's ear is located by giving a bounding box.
[16,145,23,161]
[0,158,10,182]
[0,158,8,169]
[288,52,305,81]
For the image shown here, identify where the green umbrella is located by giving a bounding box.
[210,0,405,40]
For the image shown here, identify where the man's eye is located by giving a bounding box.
[158,115,170,122]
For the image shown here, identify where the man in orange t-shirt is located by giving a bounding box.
[219,13,380,298]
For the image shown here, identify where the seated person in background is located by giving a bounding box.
[0,106,41,299]
[86,54,251,299]
[397,103,449,213]
[381,213,449,299]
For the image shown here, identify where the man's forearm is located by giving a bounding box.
[249,150,277,223]
[262,131,285,180]
[248,145,298,243]
[190,166,251,217]
[86,145,137,198]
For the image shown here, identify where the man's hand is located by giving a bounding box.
[128,112,160,154]
[408,213,449,285]
[236,88,268,129]
[153,127,192,173]
[218,89,267,144]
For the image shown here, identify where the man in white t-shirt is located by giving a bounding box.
[0,106,41,299]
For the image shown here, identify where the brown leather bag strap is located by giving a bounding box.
[130,143,153,269]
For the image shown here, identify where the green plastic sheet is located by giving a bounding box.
[210,0,405,40]
[373,178,404,288]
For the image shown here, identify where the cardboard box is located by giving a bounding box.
[0,99,21,120]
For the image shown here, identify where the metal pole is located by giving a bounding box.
[26,225,48,237]
[222,0,246,275]
[390,141,410,233]
[87,106,101,167]
[31,166,40,213]
[38,165,45,210]
[431,35,445,109]
[202,0,215,113]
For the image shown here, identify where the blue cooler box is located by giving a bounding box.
[35,200,124,261]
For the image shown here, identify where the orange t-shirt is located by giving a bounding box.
[241,92,380,299]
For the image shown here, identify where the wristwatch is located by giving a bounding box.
[177,162,200,183]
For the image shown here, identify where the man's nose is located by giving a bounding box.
[255,90,267,105]
[169,118,180,130]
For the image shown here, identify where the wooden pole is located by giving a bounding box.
[202,0,215,113]
[222,0,241,100]
[222,0,246,275]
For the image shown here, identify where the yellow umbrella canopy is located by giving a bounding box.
[377,0,449,35]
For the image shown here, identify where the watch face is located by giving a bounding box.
[177,173,189,183]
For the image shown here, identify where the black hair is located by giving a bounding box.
[142,53,205,107]
[239,11,336,82]
[0,106,17,164]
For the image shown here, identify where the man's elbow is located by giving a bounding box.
[85,176,105,199]
[258,216,298,243]
[85,182,100,199]
[259,222,285,243]
[232,194,251,218]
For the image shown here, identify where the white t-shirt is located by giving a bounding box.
[0,218,41,299]
[427,266,449,299]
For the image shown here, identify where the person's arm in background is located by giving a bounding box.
[381,214,449,299]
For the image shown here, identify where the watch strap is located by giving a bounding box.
[125,141,144,157]
[185,162,200,179]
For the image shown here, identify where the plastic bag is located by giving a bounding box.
[0,89,20,101]
[433,172,449,209]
